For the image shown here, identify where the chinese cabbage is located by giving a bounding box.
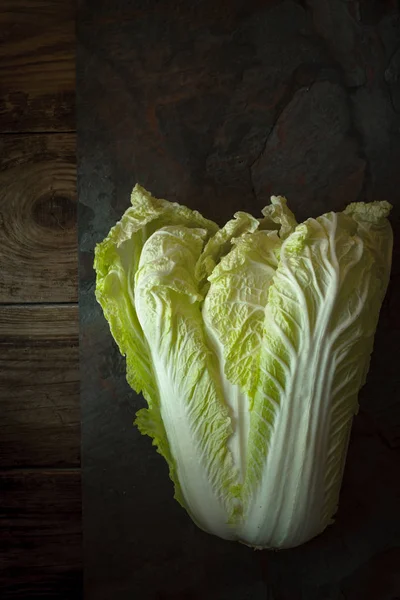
[94,186,392,549]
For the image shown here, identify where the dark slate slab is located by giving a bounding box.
[77,1,400,599]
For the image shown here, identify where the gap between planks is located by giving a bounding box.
[0,130,76,135]
[0,467,81,474]
[0,302,79,307]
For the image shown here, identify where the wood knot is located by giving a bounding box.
[32,194,76,231]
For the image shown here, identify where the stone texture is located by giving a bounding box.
[78,1,400,598]
[251,81,366,220]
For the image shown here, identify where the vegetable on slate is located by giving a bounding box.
[94,184,392,549]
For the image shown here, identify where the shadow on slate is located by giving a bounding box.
[77,1,400,599]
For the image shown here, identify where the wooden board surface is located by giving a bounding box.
[78,1,400,598]
[0,305,80,468]
[0,0,75,133]
[0,133,77,303]
[0,302,82,600]
[0,469,82,600]
[0,1,81,598]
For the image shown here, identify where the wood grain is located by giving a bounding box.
[0,305,80,469]
[0,469,82,599]
[0,133,77,302]
[0,2,81,598]
[0,0,75,132]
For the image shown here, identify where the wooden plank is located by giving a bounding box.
[0,469,82,599]
[0,133,77,302]
[0,305,80,468]
[0,0,75,132]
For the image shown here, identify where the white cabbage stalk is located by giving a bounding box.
[94,185,392,549]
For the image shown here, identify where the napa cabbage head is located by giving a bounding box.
[94,184,393,549]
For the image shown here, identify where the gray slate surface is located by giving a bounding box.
[78,1,400,598]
